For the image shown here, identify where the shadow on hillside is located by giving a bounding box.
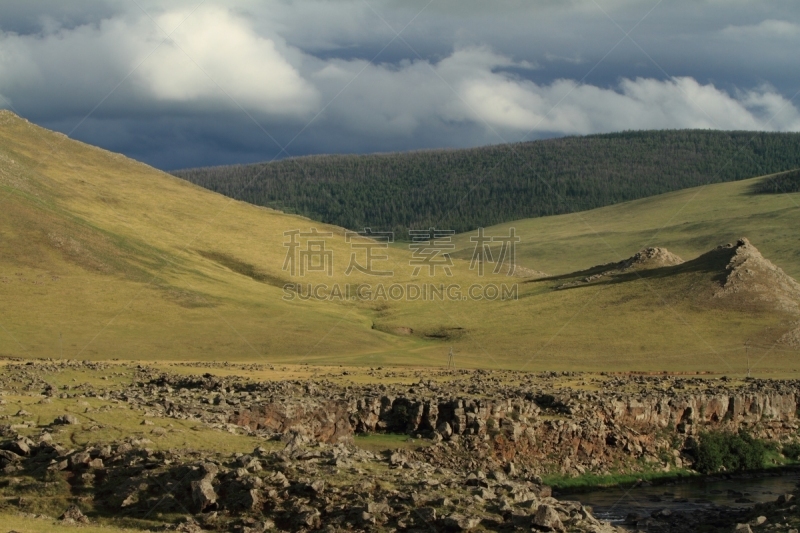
[538,245,737,291]
[749,169,800,195]
[197,250,289,288]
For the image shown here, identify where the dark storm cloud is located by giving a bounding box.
[0,0,118,34]
[1,1,799,170]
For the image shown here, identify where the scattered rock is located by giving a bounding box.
[59,504,89,524]
[53,414,80,425]
[532,504,564,532]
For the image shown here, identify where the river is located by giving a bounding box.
[558,469,800,524]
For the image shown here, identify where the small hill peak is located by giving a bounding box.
[715,237,800,314]
[624,247,684,270]
[589,246,684,274]
[555,246,683,288]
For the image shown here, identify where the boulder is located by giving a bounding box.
[59,504,89,524]
[191,463,219,512]
[54,414,80,425]
[441,513,482,531]
[532,504,564,532]
[69,452,92,468]
[0,449,21,466]
[191,477,217,512]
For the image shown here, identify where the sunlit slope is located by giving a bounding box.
[0,110,431,362]
[375,236,800,373]
[1,110,798,372]
[451,174,800,279]
[373,175,800,372]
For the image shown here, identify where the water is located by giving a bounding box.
[558,470,800,523]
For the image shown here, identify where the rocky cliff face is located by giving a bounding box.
[343,384,798,474]
[4,360,800,532]
[9,361,793,476]
[216,372,800,476]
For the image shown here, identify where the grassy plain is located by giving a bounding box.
[450,174,800,279]
[1,110,799,372]
[0,515,143,533]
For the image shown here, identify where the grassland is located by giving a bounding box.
[0,515,143,533]
[1,110,799,372]
[0,365,271,456]
[450,173,800,280]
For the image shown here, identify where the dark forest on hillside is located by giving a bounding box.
[173,130,800,238]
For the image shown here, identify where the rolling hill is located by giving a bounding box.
[0,110,424,363]
[172,130,800,238]
[1,110,799,373]
[449,171,800,280]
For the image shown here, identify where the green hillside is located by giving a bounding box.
[1,110,799,374]
[173,130,800,238]
[0,110,424,363]
[450,172,800,280]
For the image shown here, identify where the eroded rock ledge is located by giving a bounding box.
[141,369,800,476]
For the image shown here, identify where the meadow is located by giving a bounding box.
[1,110,799,373]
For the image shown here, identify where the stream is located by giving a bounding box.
[558,469,800,524]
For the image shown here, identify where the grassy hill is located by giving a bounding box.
[1,110,799,373]
[0,110,427,363]
[172,130,800,238]
[449,171,800,280]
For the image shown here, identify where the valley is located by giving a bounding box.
[2,111,800,372]
[2,111,800,532]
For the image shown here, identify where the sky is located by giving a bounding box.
[1,0,799,170]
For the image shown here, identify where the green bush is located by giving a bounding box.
[687,430,767,474]
[782,442,800,460]
[393,403,410,429]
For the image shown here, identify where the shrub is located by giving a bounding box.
[393,403,410,429]
[687,430,767,474]
[783,442,800,460]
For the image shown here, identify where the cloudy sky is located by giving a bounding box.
[1,0,799,170]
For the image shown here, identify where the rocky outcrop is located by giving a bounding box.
[4,360,800,484]
[556,246,684,289]
[228,400,353,443]
[0,435,623,533]
[713,237,800,314]
[340,382,799,474]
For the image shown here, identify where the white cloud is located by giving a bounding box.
[0,6,319,118]
[135,7,318,116]
[360,49,800,136]
[721,19,800,39]
[447,67,800,134]
[1,1,800,167]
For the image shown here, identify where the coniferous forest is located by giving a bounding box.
[172,130,800,238]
